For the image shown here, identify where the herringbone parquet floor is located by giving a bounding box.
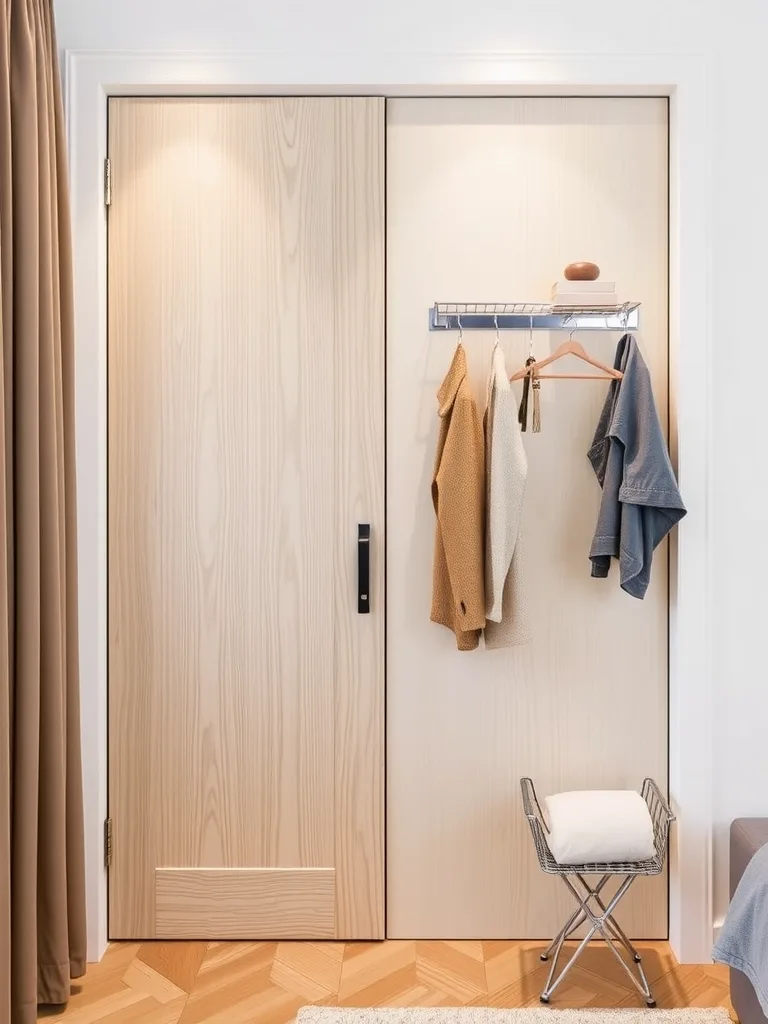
[38,939,734,1024]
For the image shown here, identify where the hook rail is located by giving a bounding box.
[430,301,640,333]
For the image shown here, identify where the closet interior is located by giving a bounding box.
[386,96,670,940]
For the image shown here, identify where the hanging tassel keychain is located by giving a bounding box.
[518,317,540,431]
[518,356,536,431]
[531,366,541,433]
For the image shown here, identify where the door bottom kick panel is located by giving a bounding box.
[154,866,336,939]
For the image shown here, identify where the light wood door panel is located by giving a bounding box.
[108,97,384,939]
[387,97,669,938]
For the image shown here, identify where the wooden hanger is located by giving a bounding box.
[509,335,623,381]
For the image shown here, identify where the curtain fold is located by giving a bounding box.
[0,1,87,1020]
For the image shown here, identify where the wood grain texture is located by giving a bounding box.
[155,869,336,939]
[108,98,384,939]
[39,940,734,1023]
[137,941,208,994]
[331,98,386,939]
[386,97,669,939]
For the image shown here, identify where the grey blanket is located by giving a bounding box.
[714,841,768,1016]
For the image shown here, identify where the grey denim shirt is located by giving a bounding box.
[588,334,686,599]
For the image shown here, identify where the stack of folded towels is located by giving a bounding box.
[551,279,619,308]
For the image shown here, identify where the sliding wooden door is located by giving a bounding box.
[108,98,385,939]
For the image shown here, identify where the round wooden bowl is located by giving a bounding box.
[564,261,600,281]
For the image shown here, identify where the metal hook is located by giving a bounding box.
[456,312,463,346]
[528,314,534,357]
[494,313,500,345]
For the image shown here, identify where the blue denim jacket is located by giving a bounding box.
[588,334,686,599]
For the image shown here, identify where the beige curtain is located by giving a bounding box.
[0,1,87,1021]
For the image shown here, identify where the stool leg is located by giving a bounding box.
[601,920,655,1005]
[540,906,587,961]
[575,874,643,963]
[539,873,658,1008]
[540,923,597,1003]
[602,905,643,963]
[571,875,657,1007]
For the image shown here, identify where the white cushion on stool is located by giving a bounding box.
[544,789,655,865]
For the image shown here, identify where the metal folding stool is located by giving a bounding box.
[521,777,675,1008]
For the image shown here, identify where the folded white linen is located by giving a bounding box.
[544,789,655,865]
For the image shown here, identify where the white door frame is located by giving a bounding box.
[65,50,712,965]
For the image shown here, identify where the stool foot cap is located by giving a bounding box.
[540,955,548,962]
[646,1000,657,1008]
[540,996,550,1004]
[634,955,642,963]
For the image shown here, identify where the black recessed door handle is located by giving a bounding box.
[358,524,371,614]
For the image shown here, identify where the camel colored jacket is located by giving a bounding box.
[431,345,486,651]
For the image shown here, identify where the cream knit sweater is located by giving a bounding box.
[484,344,530,648]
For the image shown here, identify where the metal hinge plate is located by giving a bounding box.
[104,817,113,867]
[104,158,112,207]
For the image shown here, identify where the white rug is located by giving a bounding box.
[297,1010,731,1024]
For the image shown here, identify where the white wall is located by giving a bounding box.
[54,0,768,936]
[50,1,713,55]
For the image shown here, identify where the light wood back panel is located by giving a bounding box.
[108,97,384,939]
[387,97,669,938]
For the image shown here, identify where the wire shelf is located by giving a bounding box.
[430,301,640,332]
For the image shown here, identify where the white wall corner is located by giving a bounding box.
[65,50,109,963]
[667,59,714,965]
